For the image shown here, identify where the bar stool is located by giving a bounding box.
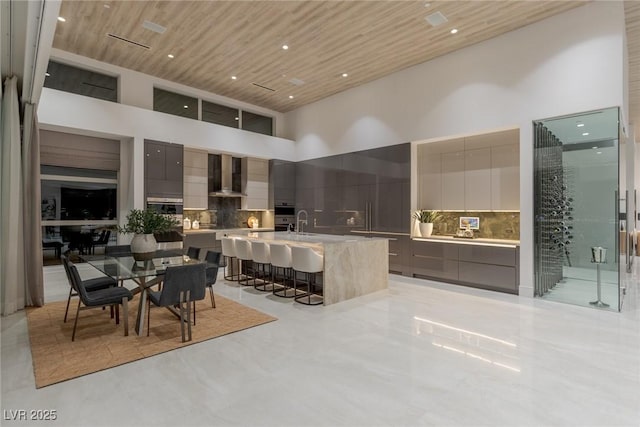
[270,244,296,298]
[234,239,254,286]
[291,246,324,306]
[221,237,239,281]
[251,241,272,292]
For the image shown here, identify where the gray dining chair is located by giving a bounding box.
[204,251,222,308]
[146,263,206,342]
[68,261,133,341]
[105,245,132,257]
[186,246,201,260]
[61,255,117,322]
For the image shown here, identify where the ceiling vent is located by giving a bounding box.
[142,20,166,34]
[425,11,448,27]
[289,78,305,86]
[106,33,150,49]
[252,82,276,92]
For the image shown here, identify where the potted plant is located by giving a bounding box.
[118,209,179,259]
[412,210,442,237]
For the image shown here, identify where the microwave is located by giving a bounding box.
[146,197,184,217]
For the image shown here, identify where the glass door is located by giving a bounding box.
[534,107,620,311]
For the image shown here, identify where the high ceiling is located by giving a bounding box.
[52,0,637,134]
[625,1,640,137]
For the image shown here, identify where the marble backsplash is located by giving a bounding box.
[183,198,264,229]
[431,211,520,240]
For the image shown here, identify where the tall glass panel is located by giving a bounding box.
[534,107,620,311]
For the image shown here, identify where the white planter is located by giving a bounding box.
[130,233,157,260]
[419,223,433,237]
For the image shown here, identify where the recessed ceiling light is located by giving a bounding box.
[45,72,50,77]
[57,16,66,22]
[167,54,174,58]
[596,151,602,155]
[231,76,237,80]
[183,105,188,109]
[289,95,294,99]
[450,28,458,34]
[282,44,289,50]
[342,73,348,77]
[592,146,598,149]
[234,117,239,121]
[577,123,585,127]
[582,132,589,136]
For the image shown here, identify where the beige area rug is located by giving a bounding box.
[27,293,277,388]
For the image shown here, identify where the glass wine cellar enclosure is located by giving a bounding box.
[534,107,624,311]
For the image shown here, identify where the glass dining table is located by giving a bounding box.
[81,250,205,336]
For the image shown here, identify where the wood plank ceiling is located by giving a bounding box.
[53,0,637,126]
[625,1,640,136]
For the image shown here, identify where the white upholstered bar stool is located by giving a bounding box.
[291,246,324,306]
[234,238,254,286]
[250,241,272,292]
[221,237,239,281]
[270,243,295,298]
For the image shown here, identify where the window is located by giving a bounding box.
[242,111,273,136]
[41,166,119,261]
[153,88,198,119]
[44,61,118,102]
[202,101,239,128]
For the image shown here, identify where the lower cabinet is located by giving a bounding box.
[370,233,411,276]
[411,240,519,294]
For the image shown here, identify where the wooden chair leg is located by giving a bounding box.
[122,297,129,337]
[64,287,73,323]
[209,286,216,308]
[186,294,192,342]
[115,303,120,325]
[71,299,82,341]
[147,299,151,337]
[193,300,196,326]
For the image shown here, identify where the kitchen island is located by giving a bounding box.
[228,231,389,305]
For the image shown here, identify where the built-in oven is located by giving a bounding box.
[146,197,184,220]
[274,204,295,232]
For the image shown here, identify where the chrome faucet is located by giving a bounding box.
[296,209,308,234]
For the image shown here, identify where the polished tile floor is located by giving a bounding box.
[2,263,639,426]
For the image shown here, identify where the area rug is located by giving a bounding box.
[26,293,277,388]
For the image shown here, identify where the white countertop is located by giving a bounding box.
[226,231,381,245]
[413,235,520,248]
[182,229,217,234]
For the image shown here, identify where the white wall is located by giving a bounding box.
[49,48,288,138]
[283,2,627,297]
[38,88,296,230]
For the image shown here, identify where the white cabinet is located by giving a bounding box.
[464,148,492,210]
[242,158,269,210]
[441,151,465,210]
[417,144,442,209]
[491,144,519,210]
[417,129,519,212]
[183,148,208,210]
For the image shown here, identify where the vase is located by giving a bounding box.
[419,223,433,237]
[130,233,157,260]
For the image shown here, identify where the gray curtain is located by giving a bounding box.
[1,76,25,315]
[22,103,44,307]
[0,76,44,315]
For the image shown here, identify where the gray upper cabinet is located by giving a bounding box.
[296,143,410,235]
[270,159,296,206]
[145,140,184,198]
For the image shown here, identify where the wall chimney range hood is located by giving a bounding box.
[208,154,245,197]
